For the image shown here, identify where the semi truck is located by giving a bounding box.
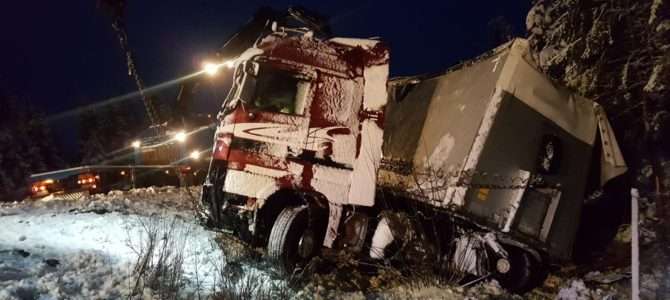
[199,22,627,291]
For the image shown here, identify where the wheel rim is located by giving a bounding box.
[496,258,511,274]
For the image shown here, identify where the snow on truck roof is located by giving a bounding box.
[328,37,383,49]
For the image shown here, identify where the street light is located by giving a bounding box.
[174,131,187,143]
[131,140,141,149]
[203,62,220,76]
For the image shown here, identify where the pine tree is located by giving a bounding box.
[527,0,669,295]
[78,99,143,165]
[0,90,64,201]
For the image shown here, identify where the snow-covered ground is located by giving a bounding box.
[0,187,253,299]
[0,186,645,299]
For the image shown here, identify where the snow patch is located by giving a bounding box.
[0,250,133,299]
[348,121,384,206]
[0,211,224,297]
[223,169,277,201]
[369,216,393,259]
[312,165,352,185]
[363,64,389,110]
[329,37,380,49]
[428,133,455,168]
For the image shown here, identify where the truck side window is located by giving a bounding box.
[252,67,308,115]
[536,134,562,175]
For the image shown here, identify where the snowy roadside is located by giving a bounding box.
[0,187,645,299]
[0,187,222,299]
[0,186,201,219]
[0,187,509,299]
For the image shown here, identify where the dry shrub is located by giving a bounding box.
[213,268,292,300]
[126,215,191,299]
[208,232,294,300]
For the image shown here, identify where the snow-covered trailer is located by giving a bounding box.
[379,39,627,262]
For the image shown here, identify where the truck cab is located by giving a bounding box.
[201,28,389,271]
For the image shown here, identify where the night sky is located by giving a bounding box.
[0,1,530,162]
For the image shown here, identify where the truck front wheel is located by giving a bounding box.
[268,206,323,273]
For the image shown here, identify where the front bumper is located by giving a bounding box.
[200,184,256,242]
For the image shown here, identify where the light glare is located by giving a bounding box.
[203,62,220,76]
[190,150,200,160]
[223,61,235,69]
[175,131,187,143]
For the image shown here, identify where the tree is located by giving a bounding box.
[526,0,669,295]
[0,91,65,201]
[78,100,143,165]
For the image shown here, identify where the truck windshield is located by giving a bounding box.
[250,66,308,115]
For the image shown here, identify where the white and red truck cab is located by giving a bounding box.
[202,28,390,253]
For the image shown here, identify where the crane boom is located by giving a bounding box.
[99,0,160,126]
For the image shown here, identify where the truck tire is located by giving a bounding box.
[268,206,319,273]
[494,247,534,293]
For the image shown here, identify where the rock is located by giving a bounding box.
[12,249,30,257]
[222,261,243,283]
[584,270,630,284]
[614,224,631,243]
[544,274,562,289]
[91,208,110,215]
[557,280,590,300]
[44,258,60,267]
[18,235,26,242]
[645,201,657,220]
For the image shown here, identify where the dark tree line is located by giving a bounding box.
[527,0,669,294]
[78,100,144,165]
[0,91,64,201]
[0,87,145,201]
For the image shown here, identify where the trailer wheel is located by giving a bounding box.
[494,247,534,293]
[268,206,321,273]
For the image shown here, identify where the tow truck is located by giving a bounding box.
[27,1,223,198]
[197,7,627,292]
